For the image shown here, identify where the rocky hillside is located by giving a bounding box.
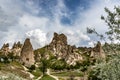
[0,32,107,79]
[35,32,105,66]
[0,32,105,67]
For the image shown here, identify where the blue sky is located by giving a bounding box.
[0,0,120,49]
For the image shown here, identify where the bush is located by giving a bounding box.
[29,65,35,71]
[88,54,120,80]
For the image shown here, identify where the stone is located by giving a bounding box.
[78,41,105,58]
[48,32,68,58]
[20,38,35,67]
[93,41,105,58]
[12,41,22,49]
[0,43,10,56]
[11,41,23,56]
[47,32,83,65]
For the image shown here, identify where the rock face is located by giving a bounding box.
[0,32,105,67]
[20,38,35,67]
[92,41,105,58]
[47,32,83,65]
[78,41,105,58]
[11,41,23,56]
[49,32,68,58]
[0,43,10,55]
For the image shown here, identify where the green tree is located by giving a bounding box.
[39,48,50,75]
[87,6,120,80]
[50,59,66,70]
[89,54,120,80]
[87,6,120,42]
[101,7,120,41]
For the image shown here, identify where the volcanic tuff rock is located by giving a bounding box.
[47,33,105,65]
[11,41,23,56]
[78,41,105,58]
[0,32,105,67]
[0,43,10,55]
[48,32,68,58]
[92,41,105,58]
[47,32,83,65]
[20,38,35,67]
[0,42,23,57]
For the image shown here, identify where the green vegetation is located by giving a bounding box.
[50,59,67,70]
[0,61,30,79]
[87,6,120,80]
[88,54,120,80]
[35,47,54,75]
[51,71,83,77]
[1,6,120,80]
[0,73,26,80]
[30,67,42,79]
[40,75,55,80]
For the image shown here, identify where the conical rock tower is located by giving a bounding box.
[20,38,35,67]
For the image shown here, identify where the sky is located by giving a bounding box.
[0,0,120,49]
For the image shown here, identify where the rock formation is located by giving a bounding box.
[0,43,10,56]
[78,41,105,58]
[11,41,23,56]
[47,32,83,65]
[92,41,105,58]
[0,32,105,66]
[48,32,68,58]
[20,38,35,67]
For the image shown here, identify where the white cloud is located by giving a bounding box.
[88,41,94,47]
[73,0,120,45]
[63,29,90,46]
[19,14,49,30]
[26,29,47,48]
[0,0,120,49]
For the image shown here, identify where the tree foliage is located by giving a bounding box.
[89,54,120,80]
[101,7,120,41]
[87,6,120,80]
[87,6,120,42]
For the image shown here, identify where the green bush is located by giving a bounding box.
[29,65,35,71]
[88,54,120,80]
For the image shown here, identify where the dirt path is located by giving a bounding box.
[36,75,43,80]
[46,69,59,80]
[22,66,34,79]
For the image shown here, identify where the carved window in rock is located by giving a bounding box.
[26,58,29,61]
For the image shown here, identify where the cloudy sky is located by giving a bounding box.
[0,0,120,49]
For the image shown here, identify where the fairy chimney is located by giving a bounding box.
[92,41,105,58]
[20,38,35,67]
[12,41,23,56]
[1,43,10,55]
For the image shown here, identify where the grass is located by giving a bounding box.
[0,72,27,80]
[0,62,30,79]
[40,75,55,80]
[31,68,42,79]
[51,70,83,77]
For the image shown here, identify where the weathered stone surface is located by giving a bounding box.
[48,32,68,58]
[92,41,105,58]
[0,43,10,55]
[20,38,35,67]
[47,32,83,65]
[12,41,22,49]
[78,41,105,58]
[11,41,23,56]
[0,32,105,66]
